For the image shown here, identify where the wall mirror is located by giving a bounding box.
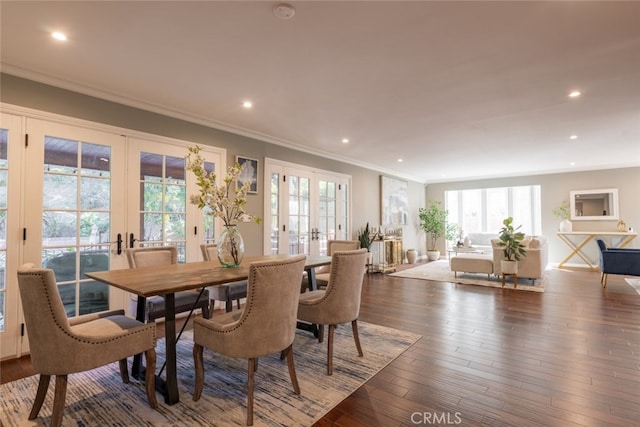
[570,188,619,221]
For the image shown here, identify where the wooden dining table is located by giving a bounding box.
[86,254,331,405]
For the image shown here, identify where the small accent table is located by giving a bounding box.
[557,231,637,270]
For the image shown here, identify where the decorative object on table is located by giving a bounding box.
[418,200,457,261]
[186,146,261,268]
[552,200,572,232]
[496,217,527,274]
[235,156,259,194]
[380,175,409,225]
[617,219,627,232]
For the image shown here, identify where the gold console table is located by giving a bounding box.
[557,231,637,270]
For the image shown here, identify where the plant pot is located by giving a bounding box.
[426,250,440,261]
[406,249,417,264]
[501,260,518,275]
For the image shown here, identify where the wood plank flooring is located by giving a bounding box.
[3,262,639,426]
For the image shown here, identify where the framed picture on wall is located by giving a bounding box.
[236,156,259,194]
[381,175,408,225]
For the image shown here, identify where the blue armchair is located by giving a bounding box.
[595,238,640,287]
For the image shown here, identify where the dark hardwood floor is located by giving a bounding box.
[3,262,640,426]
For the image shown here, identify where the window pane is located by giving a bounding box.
[81,176,110,210]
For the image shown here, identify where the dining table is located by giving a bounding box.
[86,254,331,405]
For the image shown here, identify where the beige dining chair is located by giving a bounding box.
[300,240,360,293]
[127,246,210,320]
[192,255,307,426]
[16,263,158,427]
[200,243,248,312]
[297,248,368,375]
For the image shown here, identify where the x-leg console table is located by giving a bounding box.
[557,231,637,270]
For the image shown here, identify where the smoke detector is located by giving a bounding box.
[273,3,296,20]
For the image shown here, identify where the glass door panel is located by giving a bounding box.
[128,138,222,263]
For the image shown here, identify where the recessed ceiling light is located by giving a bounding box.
[51,31,67,41]
[568,90,581,98]
[570,135,578,140]
[273,3,296,19]
[242,101,253,109]
[570,162,576,166]
[342,138,349,144]
[397,158,403,163]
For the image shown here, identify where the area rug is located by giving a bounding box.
[390,260,546,292]
[0,322,419,427]
[625,278,640,295]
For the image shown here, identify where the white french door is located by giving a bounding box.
[0,108,224,359]
[264,158,351,257]
[0,113,23,360]
[126,137,223,263]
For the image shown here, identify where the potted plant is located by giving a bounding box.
[496,217,527,274]
[356,222,373,266]
[552,200,572,232]
[418,200,456,261]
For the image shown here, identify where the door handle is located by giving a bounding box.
[129,233,137,249]
[116,233,123,255]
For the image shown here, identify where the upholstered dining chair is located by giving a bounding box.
[302,239,360,292]
[16,263,158,427]
[127,246,210,320]
[192,255,307,426]
[200,243,248,312]
[297,248,368,375]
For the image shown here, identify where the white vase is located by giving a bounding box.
[406,249,417,264]
[559,219,572,232]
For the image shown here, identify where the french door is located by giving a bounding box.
[0,113,23,359]
[264,158,351,256]
[0,110,223,359]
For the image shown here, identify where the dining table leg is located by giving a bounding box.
[160,293,179,405]
[132,295,147,379]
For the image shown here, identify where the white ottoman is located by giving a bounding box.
[450,255,493,279]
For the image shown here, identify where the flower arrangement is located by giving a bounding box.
[185,145,261,227]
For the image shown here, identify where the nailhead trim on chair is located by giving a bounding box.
[29,271,155,344]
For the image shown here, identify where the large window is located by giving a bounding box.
[445,185,541,236]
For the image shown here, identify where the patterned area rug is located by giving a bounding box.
[391,260,547,292]
[0,322,419,427]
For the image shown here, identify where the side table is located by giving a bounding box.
[502,273,518,288]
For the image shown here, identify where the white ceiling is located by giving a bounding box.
[2,1,639,183]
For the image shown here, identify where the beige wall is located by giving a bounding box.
[4,73,637,264]
[426,167,640,264]
[0,74,426,256]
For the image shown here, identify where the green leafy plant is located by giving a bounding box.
[497,217,527,261]
[552,200,570,220]
[357,222,372,251]
[418,201,456,251]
